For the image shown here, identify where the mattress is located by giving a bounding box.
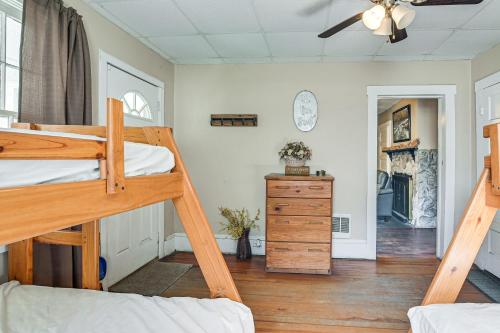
[408,303,500,333]
[0,128,175,188]
[0,281,255,333]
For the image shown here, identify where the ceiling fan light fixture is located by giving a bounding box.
[391,4,416,29]
[362,4,386,30]
[373,16,392,36]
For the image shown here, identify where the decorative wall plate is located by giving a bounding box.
[293,90,318,132]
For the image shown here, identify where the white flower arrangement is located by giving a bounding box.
[279,141,312,161]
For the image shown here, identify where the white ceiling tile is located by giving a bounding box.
[206,34,270,57]
[174,58,225,64]
[265,32,324,57]
[324,30,385,57]
[253,0,330,32]
[224,58,272,64]
[322,55,372,62]
[175,0,260,34]
[327,0,373,31]
[408,2,486,30]
[273,57,322,63]
[148,36,218,58]
[373,55,426,62]
[377,30,453,56]
[99,0,196,37]
[464,0,500,29]
[433,30,500,58]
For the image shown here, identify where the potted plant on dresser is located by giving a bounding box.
[279,141,312,175]
[219,207,260,260]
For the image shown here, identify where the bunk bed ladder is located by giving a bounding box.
[144,127,241,301]
[409,122,500,332]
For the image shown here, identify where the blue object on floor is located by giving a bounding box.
[99,256,107,281]
[467,269,500,303]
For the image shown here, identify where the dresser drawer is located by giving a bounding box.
[267,198,331,216]
[267,180,332,198]
[267,216,331,243]
[266,242,331,272]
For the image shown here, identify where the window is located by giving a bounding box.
[121,91,153,120]
[0,0,22,128]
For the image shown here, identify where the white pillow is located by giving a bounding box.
[408,303,500,333]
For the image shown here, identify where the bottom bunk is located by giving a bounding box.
[0,281,254,333]
[408,303,500,333]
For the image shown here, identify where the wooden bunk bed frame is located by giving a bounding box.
[406,122,500,332]
[0,98,241,302]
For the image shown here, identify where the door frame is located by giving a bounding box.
[475,70,500,271]
[367,85,457,259]
[98,50,167,259]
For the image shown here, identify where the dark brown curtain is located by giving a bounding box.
[18,0,92,288]
[19,0,91,125]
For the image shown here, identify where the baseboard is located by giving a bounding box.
[332,239,374,259]
[173,233,266,256]
[172,233,373,259]
[163,234,176,257]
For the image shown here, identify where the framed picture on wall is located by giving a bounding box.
[392,105,411,143]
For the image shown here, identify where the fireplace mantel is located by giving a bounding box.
[382,139,420,161]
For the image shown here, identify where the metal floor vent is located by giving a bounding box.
[333,214,351,239]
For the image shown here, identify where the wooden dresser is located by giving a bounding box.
[265,173,334,275]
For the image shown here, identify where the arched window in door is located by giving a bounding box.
[121,91,152,120]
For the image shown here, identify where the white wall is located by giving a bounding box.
[417,99,438,150]
[174,61,472,242]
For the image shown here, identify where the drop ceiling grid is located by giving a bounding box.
[86,0,500,64]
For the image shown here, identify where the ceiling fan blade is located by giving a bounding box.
[389,19,408,44]
[412,0,483,6]
[299,0,333,16]
[318,13,363,38]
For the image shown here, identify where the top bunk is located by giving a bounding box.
[0,98,184,246]
[0,97,241,302]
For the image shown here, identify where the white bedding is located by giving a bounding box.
[0,281,255,333]
[0,128,175,188]
[408,303,500,333]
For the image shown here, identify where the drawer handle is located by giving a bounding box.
[308,186,324,190]
[276,186,290,189]
[307,221,324,225]
[276,220,290,225]
[275,247,290,252]
[276,203,289,207]
[308,248,324,253]
[309,203,323,208]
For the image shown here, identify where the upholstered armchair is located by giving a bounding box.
[377,170,393,219]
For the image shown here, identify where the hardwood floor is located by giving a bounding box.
[161,252,490,332]
[377,217,436,258]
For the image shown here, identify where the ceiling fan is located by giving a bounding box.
[318,0,484,44]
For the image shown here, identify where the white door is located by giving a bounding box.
[476,82,500,278]
[101,63,165,288]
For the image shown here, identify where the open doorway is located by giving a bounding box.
[376,99,438,258]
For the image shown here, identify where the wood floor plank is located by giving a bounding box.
[161,253,490,332]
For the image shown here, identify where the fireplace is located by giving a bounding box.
[392,173,413,221]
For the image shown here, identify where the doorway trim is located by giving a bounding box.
[98,50,167,258]
[367,85,457,259]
